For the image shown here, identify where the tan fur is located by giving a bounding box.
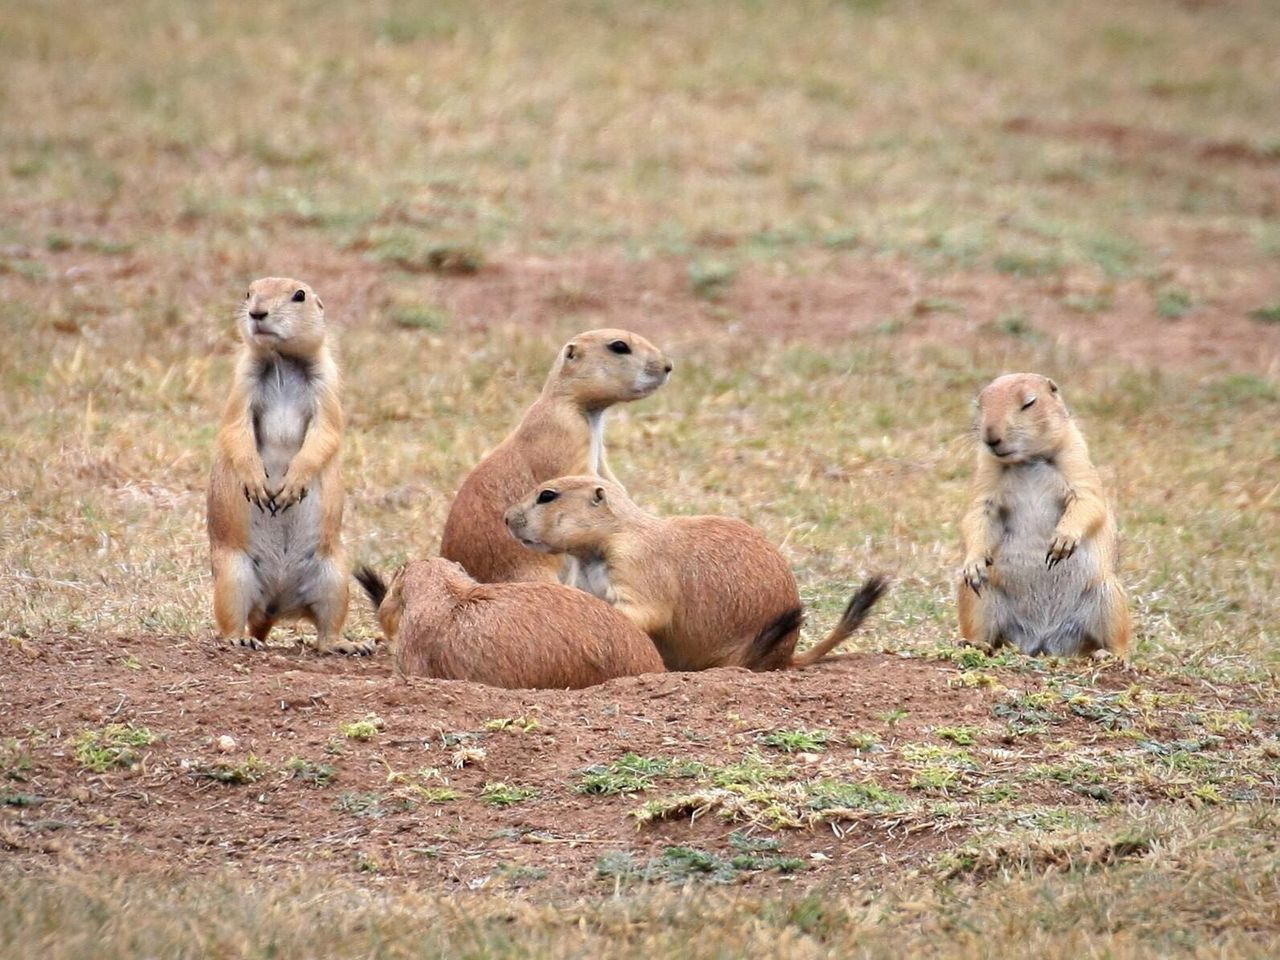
[207,278,367,654]
[958,373,1130,659]
[504,477,886,671]
[440,329,671,584]
[356,559,664,688]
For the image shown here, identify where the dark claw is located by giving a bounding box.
[299,488,308,501]
[279,500,293,515]
[244,486,251,502]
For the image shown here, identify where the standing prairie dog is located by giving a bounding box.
[440,329,672,584]
[957,373,1130,658]
[503,477,887,671]
[353,559,664,688]
[207,277,368,655]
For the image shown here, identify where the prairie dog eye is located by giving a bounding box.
[1021,396,1037,410]
[607,340,631,355]
[292,289,306,302]
[535,489,559,505]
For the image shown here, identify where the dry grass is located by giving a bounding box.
[2,806,1276,958]
[1,0,1279,954]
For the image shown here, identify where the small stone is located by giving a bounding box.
[216,735,237,754]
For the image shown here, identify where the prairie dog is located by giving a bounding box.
[957,373,1130,658]
[503,476,887,671]
[207,277,368,655]
[440,329,672,584]
[353,559,664,688]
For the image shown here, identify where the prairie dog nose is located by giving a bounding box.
[985,433,1003,450]
[249,309,269,321]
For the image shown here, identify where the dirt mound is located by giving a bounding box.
[2,635,1274,898]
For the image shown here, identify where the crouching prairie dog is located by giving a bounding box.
[958,373,1130,659]
[440,329,672,585]
[208,277,368,655]
[504,476,887,671]
[353,559,664,688]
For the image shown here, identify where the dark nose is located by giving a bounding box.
[985,433,1002,450]
[249,309,268,321]
[663,360,673,374]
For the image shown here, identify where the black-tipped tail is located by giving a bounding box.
[746,606,804,671]
[354,565,388,611]
[790,574,889,668]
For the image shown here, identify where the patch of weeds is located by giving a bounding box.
[935,832,1151,880]
[285,757,336,787]
[1156,287,1194,319]
[1249,303,1280,324]
[1060,689,1133,730]
[484,716,540,733]
[935,726,981,746]
[577,754,671,796]
[1194,710,1253,735]
[601,844,804,887]
[439,731,483,748]
[877,708,909,728]
[757,728,831,754]
[1,793,44,807]
[910,765,962,793]
[193,754,268,785]
[992,690,1060,735]
[992,312,1039,340]
[72,724,156,772]
[993,252,1062,277]
[338,715,383,741]
[936,644,1021,670]
[901,744,978,769]
[495,863,547,887]
[0,739,33,781]
[390,306,450,331]
[1062,292,1112,314]
[688,260,737,300]
[653,846,738,884]
[480,782,538,808]
[372,233,483,274]
[399,785,459,804]
[806,779,908,813]
[846,732,882,753]
[950,670,999,689]
[707,753,790,787]
[331,791,413,818]
[978,783,1020,803]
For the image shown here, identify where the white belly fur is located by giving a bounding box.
[586,409,606,475]
[988,460,1106,656]
[246,356,326,619]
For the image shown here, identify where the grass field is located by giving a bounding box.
[1,0,1278,956]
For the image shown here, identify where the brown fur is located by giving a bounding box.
[207,278,366,654]
[354,559,664,688]
[440,329,671,584]
[504,477,887,671]
[958,373,1130,658]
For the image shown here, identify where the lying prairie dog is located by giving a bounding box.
[958,373,1130,659]
[354,558,664,688]
[440,329,672,584]
[504,476,887,671]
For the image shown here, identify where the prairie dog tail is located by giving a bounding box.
[354,565,388,610]
[789,575,888,668]
[746,606,805,670]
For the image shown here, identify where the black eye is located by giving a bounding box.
[292,289,306,302]
[607,340,631,355]
[535,489,559,505]
[1021,398,1037,410]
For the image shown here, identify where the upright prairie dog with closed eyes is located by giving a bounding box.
[207,277,369,655]
[504,476,887,671]
[958,373,1130,659]
[353,559,664,688]
[440,329,672,584]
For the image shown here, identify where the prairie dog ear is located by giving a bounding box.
[592,485,606,505]
[565,343,577,360]
[1046,377,1059,394]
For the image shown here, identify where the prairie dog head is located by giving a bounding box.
[240,277,327,357]
[975,373,1071,463]
[547,329,672,410]
[504,475,630,556]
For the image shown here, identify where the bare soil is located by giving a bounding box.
[2,634,1272,899]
